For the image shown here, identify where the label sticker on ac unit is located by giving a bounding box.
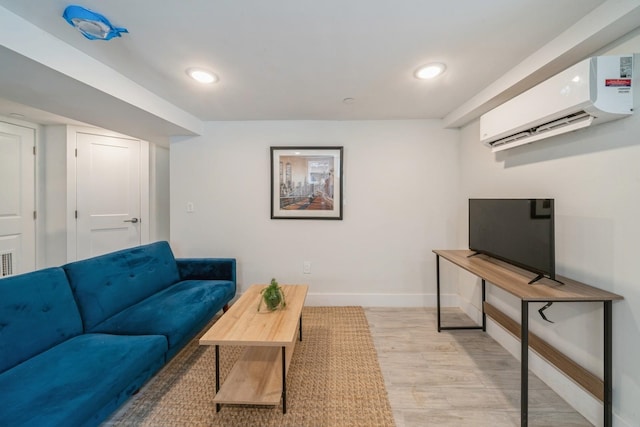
[605,79,631,87]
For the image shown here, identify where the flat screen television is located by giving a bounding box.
[468,198,555,283]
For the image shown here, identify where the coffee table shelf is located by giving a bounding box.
[213,345,294,405]
[199,284,308,412]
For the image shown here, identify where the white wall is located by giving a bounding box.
[455,55,640,427]
[149,144,170,242]
[43,125,75,266]
[170,120,460,306]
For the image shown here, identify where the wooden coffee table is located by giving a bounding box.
[199,284,308,413]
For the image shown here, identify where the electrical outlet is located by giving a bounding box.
[186,202,194,213]
[303,261,311,274]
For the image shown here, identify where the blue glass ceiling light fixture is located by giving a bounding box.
[63,5,128,40]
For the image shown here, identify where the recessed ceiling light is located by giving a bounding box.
[414,63,446,80]
[186,68,218,84]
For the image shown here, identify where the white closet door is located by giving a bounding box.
[76,131,141,260]
[0,121,35,276]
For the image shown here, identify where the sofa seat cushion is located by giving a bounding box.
[0,268,83,374]
[91,280,234,348]
[0,333,167,427]
[63,241,181,331]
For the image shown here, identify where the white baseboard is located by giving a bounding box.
[304,292,459,307]
[614,413,635,427]
[457,296,484,325]
[232,291,460,308]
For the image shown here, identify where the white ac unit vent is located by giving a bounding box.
[480,55,633,152]
[1,252,14,277]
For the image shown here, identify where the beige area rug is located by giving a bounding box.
[107,306,395,427]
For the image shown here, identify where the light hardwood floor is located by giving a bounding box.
[364,307,592,427]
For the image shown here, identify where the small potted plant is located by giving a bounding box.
[257,278,286,311]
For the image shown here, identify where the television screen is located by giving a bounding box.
[468,198,555,281]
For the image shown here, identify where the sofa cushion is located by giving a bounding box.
[63,241,181,330]
[0,268,83,374]
[91,280,234,348]
[0,333,167,427]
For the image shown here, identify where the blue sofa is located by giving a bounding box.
[0,241,236,427]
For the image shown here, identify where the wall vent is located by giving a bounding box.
[1,252,14,277]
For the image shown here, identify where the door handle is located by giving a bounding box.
[123,218,139,223]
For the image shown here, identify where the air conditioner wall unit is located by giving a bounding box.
[480,55,633,152]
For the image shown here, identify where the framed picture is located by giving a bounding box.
[270,146,343,220]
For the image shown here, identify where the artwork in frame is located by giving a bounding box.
[270,146,343,220]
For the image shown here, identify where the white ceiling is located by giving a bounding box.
[1,0,638,142]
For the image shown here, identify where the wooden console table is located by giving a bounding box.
[433,249,623,427]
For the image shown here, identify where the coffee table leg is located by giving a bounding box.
[215,345,220,413]
[299,316,302,341]
[282,346,287,414]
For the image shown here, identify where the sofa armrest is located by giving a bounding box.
[176,258,236,283]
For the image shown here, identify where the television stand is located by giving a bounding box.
[433,249,623,427]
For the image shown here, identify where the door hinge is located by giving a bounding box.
[33,146,36,156]
[75,210,78,219]
[33,211,37,220]
[75,148,78,157]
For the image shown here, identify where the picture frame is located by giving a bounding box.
[270,146,343,220]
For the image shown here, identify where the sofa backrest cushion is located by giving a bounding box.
[0,267,83,374]
[63,241,181,331]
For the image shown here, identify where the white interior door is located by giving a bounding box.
[0,121,35,276]
[76,131,141,259]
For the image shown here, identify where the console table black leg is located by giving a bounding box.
[481,279,487,332]
[604,301,612,427]
[436,254,484,332]
[521,301,529,427]
[436,254,442,332]
[282,346,287,414]
[215,345,220,413]
[299,316,302,342]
